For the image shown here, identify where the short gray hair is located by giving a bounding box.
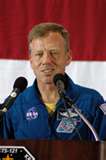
[28,22,70,52]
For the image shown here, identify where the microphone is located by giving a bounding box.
[53,73,66,97]
[53,73,82,139]
[53,73,99,141]
[0,77,28,113]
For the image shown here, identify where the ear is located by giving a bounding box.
[66,49,72,66]
[29,54,33,69]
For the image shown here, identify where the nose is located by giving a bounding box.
[42,52,53,64]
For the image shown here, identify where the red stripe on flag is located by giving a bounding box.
[0,0,106,60]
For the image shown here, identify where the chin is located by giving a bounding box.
[43,78,53,84]
[45,82,53,85]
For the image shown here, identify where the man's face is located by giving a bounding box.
[29,32,71,85]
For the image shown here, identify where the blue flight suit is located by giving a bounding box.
[2,74,104,140]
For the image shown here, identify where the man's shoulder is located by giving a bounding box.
[67,75,104,104]
[67,76,103,98]
[77,83,103,98]
[74,83,104,107]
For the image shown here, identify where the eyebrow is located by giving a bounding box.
[31,47,60,52]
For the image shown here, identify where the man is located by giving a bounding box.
[3,22,104,140]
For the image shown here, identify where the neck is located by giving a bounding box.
[37,81,59,104]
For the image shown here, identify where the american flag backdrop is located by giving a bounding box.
[0,0,106,103]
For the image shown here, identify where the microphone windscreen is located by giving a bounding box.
[13,77,28,92]
[53,73,66,86]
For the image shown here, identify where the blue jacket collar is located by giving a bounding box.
[24,74,80,106]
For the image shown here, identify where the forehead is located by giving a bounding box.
[29,32,65,49]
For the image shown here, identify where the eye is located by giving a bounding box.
[51,50,57,54]
[49,50,59,57]
[35,51,43,57]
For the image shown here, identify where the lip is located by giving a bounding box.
[42,69,54,73]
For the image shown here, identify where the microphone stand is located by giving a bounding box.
[59,91,100,141]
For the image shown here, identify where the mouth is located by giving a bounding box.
[41,66,54,73]
[42,69,54,74]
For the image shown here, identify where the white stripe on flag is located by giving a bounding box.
[0,59,106,103]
